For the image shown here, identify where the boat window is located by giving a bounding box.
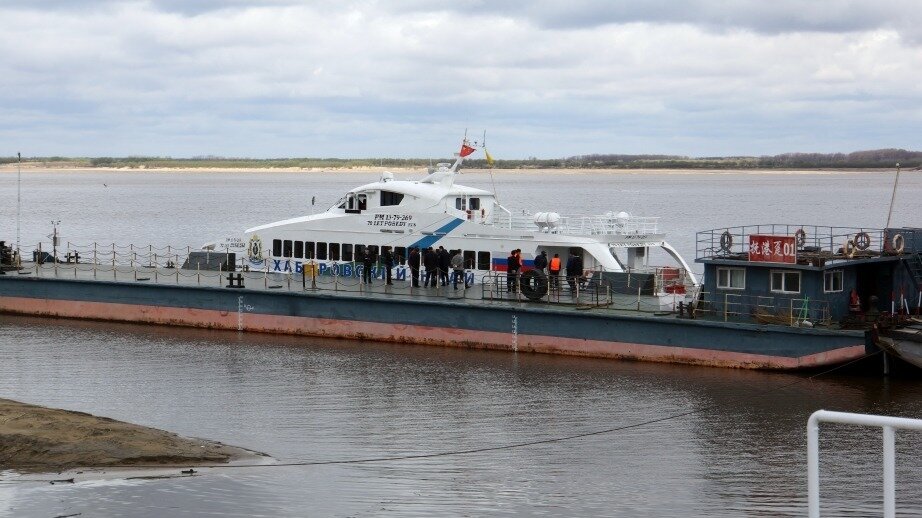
[770,270,800,294]
[342,243,353,262]
[355,244,364,259]
[316,242,328,260]
[477,252,490,270]
[357,194,367,211]
[304,242,315,260]
[717,267,745,290]
[329,243,340,261]
[294,241,303,259]
[346,194,355,211]
[395,246,407,265]
[463,250,476,269]
[272,239,282,257]
[469,197,480,210]
[455,197,466,210]
[283,240,293,258]
[824,270,843,293]
[336,197,346,209]
[380,191,404,206]
[368,245,378,257]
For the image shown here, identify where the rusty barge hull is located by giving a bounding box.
[0,276,867,370]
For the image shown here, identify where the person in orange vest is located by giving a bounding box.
[549,253,561,289]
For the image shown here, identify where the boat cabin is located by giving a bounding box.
[696,226,922,325]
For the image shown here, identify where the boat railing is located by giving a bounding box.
[694,291,832,325]
[695,224,909,263]
[491,212,660,236]
[808,410,922,518]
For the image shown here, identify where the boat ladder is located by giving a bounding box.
[808,410,922,518]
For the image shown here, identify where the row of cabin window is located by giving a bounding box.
[271,239,492,270]
[716,268,843,294]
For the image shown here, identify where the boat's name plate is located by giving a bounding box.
[367,214,415,228]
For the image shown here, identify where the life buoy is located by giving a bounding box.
[466,209,473,220]
[519,269,549,300]
[719,231,733,252]
[893,233,905,254]
[854,231,871,251]
[844,239,856,258]
[794,228,807,247]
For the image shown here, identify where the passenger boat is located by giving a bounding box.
[211,138,699,298]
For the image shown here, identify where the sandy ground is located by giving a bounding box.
[0,398,260,473]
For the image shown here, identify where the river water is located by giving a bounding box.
[1,168,921,517]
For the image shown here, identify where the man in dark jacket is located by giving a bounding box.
[362,246,375,285]
[566,252,582,292]
[534,250,548,274]
[437,246,450,286]
[506,249,521,293]
[408,247,421,287]
[423,247,438,287]
[382,246,394,285]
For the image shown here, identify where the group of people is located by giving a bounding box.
[506,249,584,293]
[407,246,469,290]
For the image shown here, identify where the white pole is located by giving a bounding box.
[807,414,820,518]
[16,152,21,254]
[883,425,896,518]
[885,163,900,228]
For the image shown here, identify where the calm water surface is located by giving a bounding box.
[0,169,920,517]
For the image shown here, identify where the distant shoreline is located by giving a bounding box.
[0,164,911,175]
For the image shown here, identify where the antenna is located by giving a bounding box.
[885,162,900,229]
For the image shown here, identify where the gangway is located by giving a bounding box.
[807,410,922,518]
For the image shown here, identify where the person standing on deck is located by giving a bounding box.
[382,246,394,285]
[408,247,421,287]
[437,246,450,286]
[424,247,438,287]
[507,249,521,293]
[534,250,548,275]
[549,253,561,289]
[565,252,581,292]
[362,246,374,285]
[451,250,467,290]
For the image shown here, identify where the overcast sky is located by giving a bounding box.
[2,1,921,158]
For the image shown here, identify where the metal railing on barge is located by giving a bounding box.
[697,224,920,264]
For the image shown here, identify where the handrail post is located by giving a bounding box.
[883,425,895,518]
[807,413,820,518]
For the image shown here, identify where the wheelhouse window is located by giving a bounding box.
[455,197,466,210]
[282,240,293,258]
[342,244,353,262]
[316,242,328,261]
[357,194,367,211]
[717,267,745,290]
[770,270,801,294]
[380,191,404,206]
[824,270,843,293]
[469,197,480,210]
[272,239,282,257]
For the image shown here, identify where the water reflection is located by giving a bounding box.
[2,315,921,516]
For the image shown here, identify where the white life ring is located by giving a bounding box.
[719,231,733,252]
[844,239,856,258]
[893,233,905,254]
[794,228,807,247]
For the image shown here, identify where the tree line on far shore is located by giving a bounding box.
[2,148,919,169]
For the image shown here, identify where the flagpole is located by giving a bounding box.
[885,162,900,229]
[16,152,21,255]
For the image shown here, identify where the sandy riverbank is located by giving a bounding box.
[0,398,259,473]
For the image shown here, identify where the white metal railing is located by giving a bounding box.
[808,410,922,518]
[491,212,659,236]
